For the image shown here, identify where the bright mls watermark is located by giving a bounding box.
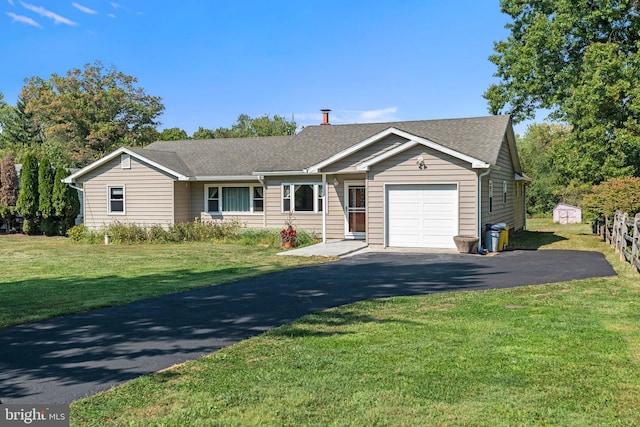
[0,405,69,426]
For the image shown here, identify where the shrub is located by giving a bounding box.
[582,177,640,220]
[148,225,170,243]
[238,228,281,247]
[67,225,89,241]
[107,222,148,244]
[65,220,320,247]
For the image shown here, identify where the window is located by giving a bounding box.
[253,187,264,212]
[108,186,125,214]
[503,181,508,204]
[207,186,219,212]
[282,184,324,213]
[222,187,250,212]
[205,185,263,213]
[317,184,324,212]
[121,153,131,169]
[295,184,314,211]
[488,180,493,213]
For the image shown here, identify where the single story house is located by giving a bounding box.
[553,203,582,224]
[63,113,528,249]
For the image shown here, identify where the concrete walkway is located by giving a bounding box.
[277,239,368,257]
[0,250,616,404]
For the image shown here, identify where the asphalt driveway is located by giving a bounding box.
[0,249,615,404]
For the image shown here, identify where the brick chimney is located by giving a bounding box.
[321,109,331,125]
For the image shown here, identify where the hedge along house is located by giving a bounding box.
[63,113,528,250]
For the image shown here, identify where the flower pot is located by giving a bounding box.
[284,241,293,249]
[453,235,479,254]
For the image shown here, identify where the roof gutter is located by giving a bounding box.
[253,171,317,177]
[191,175,259,181]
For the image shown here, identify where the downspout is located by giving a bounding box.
[477,169,490,254]
[67,183,84,193]
[322,173,327,243]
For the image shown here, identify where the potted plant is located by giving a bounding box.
[280,213,297,248]
[280,226,297,248]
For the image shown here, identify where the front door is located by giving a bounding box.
[345,182,366,240]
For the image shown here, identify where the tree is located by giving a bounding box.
[582,177,640,220]
[0,97,42,157]
[52,166,80,235]
[485,0,640,184]
[38,157,57,235]
[159,127,189,141]
[517,123,571,214]
[15,152,39,234]
[213,114,297,138]
[191,127,216,140]
[0,154,19,231]
[21,61,165,167]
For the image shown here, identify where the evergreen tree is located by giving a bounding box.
[38,157,56,235]
[0,154,20,231]
[15,153,39,234]
[52,167,80,235]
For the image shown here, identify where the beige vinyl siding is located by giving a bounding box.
[174,182,191,223]
[79,156,176,230]
[323,134,408,173]
[368,146,477,246]
[481,135,523,231]
[514,181,526,230]
[190,181,265,228]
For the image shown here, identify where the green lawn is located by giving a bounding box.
[69,220,640,426]
[0,236,328,328]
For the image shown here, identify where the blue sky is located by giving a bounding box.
[1,1,531,134]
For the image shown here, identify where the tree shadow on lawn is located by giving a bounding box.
[509,230,568,249]
[0,250,615,403]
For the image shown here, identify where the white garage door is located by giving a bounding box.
[387,184,458,248]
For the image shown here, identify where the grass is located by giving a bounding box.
[69,219,640,426]
[0,236,328,328]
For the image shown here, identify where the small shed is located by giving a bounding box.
[553,203,582,224]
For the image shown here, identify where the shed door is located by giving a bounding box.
[387,184,458,248]
[559,209,576,224]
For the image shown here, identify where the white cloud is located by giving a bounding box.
[72,2,97,15]
[20,2,77,25]
[294,107,400,128]
[7,11,41,27]
[107,13,115,18]
[347,107,399,122]
[8,0,15,6]
[110,2,119,8]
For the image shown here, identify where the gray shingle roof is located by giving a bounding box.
[142,115,512,176]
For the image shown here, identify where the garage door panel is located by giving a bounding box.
[387,184,458,248]
[390,202,420,214]
[389,218,420,229]
[421,219,453,229]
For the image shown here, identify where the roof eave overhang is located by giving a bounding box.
[62,147,190,183]
[355,137,491,172]
[306,127,403,173]
[515,173,532,182]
